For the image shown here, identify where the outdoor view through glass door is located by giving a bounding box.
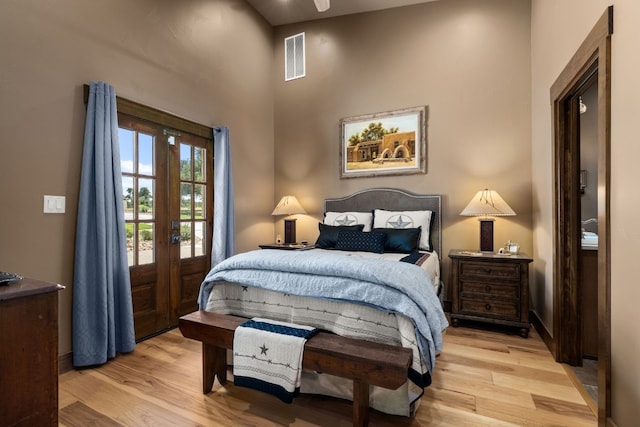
[118,113,213,340]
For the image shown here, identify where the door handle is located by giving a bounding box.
[171,234,181,244]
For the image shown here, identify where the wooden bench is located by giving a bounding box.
[179,310,412,427]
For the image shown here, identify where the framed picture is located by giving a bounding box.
[340,106,427,179]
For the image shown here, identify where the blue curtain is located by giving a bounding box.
[73,81,136,367]
[211,126,236,266]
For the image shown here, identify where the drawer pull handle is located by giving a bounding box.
[485,303,492,311]
[483,268,492,274]
[485,285,492,292]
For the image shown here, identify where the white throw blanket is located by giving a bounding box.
[233,318,318,403]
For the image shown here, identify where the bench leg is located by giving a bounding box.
[202,343,227,394]
[352,379,370,427]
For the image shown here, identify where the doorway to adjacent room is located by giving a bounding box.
[551,6,612,425]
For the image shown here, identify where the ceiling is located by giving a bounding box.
[245,0,440,26]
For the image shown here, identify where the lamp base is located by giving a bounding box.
[284,219,297,244]
[479,218,495,252]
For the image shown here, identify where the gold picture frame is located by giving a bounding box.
[339,106,427,179]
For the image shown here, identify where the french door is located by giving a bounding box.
[118,114,213,340]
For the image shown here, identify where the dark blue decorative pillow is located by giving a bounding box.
[334,230,386,254]
[315,223,365,249]
[374,227,421,253]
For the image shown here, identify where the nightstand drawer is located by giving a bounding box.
[459,298,519,320]
[460,280,519,300]
[460,261,520,280]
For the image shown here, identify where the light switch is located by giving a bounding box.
[43,195,66,214]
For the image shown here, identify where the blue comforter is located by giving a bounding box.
[198,249,448,372]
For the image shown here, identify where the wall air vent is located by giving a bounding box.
[284,32,305,81]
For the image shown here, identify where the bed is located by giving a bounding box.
[197,188,448,417]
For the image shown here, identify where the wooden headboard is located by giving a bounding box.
[324,188,442,258]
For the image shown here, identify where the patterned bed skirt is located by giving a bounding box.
[205,281,430,416]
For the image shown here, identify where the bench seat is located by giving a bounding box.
[178,310,412,427]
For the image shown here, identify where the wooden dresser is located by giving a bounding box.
[449,250,533,337]
[0,277,64,426]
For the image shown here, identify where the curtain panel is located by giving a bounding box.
[73,81,136,367]
[211,126,236,266]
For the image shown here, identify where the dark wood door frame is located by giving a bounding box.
[551,6,612,425]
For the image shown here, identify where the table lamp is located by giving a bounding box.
[460,189,515,252]
[272,195,306,244]
[314,0,330,12]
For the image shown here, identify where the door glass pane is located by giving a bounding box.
[178,141,208,260]
[138,178,154,218]
[126,223,136,266]
[181,183,192,219]
[194,184,205,219]
[180,221,192,259]
[138,133,154,176]
[120,125,157,267]
[119,128,134,174]
[122,176,135,220]
[180,144,192,180]
[195,221,206,257]
[138,223,154,265]
[194,147,204,182]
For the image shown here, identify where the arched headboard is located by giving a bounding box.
[325,188,442,258]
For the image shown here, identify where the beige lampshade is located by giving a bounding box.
[272,195,306,216]
[313,0,330,12]
[460,189,516,217]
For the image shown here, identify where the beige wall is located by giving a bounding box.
[0,0,275,356]
[532,0,640,423]
[273,0,533,300]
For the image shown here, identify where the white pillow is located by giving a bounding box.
[373,209,433,251]
[324,211,373,232]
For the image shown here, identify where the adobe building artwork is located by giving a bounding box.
[346,131,416,164]
[340,106,426,179]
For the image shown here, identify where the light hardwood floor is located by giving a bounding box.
[59,325,596,426]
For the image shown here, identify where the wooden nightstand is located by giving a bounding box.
[448,250,533,337]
